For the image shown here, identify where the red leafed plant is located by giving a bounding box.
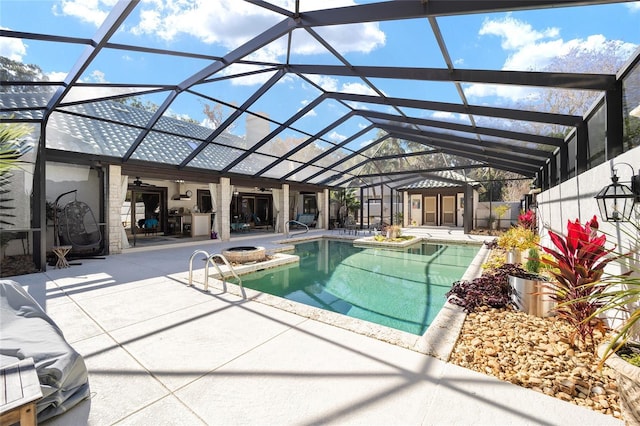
[518,209,536,230]
[541,215,616,348]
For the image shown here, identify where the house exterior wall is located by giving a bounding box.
[404,188,477,227]
[536,146,640,267]
[536,146,640,338]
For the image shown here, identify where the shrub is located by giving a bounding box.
[497,225,539,252]
[525,248,541,274]
[446,264,529,312]
[541,216,616,348]
[518,210,536,230]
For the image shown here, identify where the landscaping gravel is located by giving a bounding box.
[449,306,622,420]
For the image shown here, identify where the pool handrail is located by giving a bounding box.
[188,249,211,287]
[285,220,309,238]
[188,249,245,299]
[205,253,246,299]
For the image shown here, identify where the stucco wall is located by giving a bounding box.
[536,146,640,338]
[536,146,640,267]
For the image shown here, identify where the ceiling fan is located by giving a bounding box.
[132,177,155,188]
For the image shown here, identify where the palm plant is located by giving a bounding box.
[583,220,640,364]
[0,122,32,227]
[0,122,32,259]
[331,188,360,225]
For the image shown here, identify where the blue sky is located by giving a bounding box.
[1,0,639,145]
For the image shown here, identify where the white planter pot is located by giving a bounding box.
[508,275,555,317]
[506,249,521,264]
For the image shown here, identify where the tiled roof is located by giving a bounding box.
[401,170,480,189]
[2,92,256,173]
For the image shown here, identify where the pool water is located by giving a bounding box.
[239,239,479,335]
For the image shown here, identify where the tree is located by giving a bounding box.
[471,167,505,202]
[0,56,48,87]
[202,102,236,132]
[330,188,360,226]
[0,122,32,257]
[518,40,632,137]
[501,173,533,202]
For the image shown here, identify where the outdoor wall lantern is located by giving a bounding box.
[594,163,640,222]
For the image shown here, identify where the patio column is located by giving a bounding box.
[279,184,289,233]
[404,192,410,226]
[323,188,329,229]
[464,184,474,234]
[217,177,231,241]
[402,191,409,227]
[107,165,127,253]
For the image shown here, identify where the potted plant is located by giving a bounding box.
[518,209,536,231]
[497,225,539,264]
[488,215,497,231]
[387,224,401,239]
[507,247,554,317]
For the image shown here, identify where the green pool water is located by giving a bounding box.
[240,239,479,335]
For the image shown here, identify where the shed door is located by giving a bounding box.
[424,196,437,225]
[456,193,464,227]
[442,195,455,225]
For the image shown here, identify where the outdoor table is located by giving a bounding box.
[0,358,42,426]
[52,245,72,269]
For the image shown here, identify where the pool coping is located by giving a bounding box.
[197,235,491,361]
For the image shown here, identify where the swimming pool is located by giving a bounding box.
[239,239,479,335]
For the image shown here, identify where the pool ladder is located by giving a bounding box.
[284,220,309,238]
[188,250,245,298]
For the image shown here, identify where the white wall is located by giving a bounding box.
[475,201,520,228]
[46,162,101,251]
[536,146,640,339]
[536,146,640,266]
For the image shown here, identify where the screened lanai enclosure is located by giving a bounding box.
[1,0,639,272]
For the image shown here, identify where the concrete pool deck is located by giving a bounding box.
[10,227,622,425]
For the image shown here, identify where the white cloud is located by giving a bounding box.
[340,82,377,96]
[0,28,27,61]
[463,83,539,103]
[305,74,339,92]
[430,111,470,124]
[46,71,68,81]
[80,70,108,83]
[302,109,317,118]
[127,1,384,66]
[328,130,346,142]
[466,16,638,102]
[479,15,559,51]
[627,2,640,12]
[52,0,112,27]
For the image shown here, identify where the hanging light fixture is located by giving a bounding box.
[594,164,640,222]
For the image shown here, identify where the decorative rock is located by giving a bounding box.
[557,391,572,401]
[484,347,498,356]
[557,379,576,396]
[449,307,621,421]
